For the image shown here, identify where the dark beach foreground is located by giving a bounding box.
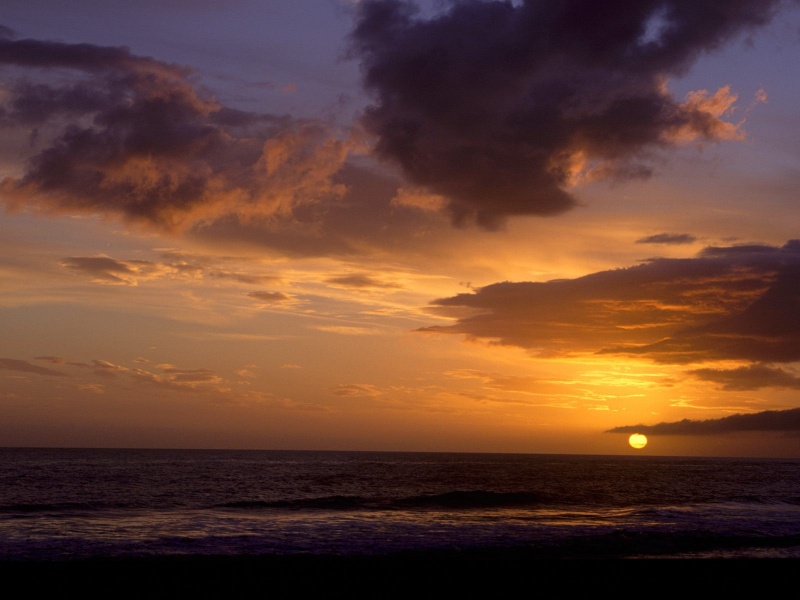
[2,554,795,595]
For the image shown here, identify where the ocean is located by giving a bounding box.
[2,447,799,564]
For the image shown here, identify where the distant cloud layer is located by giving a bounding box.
[60,253,280,286]
[350,0,780,227]
[423,240,800,365]
[636,233,697,245]
[0,357,68,377]
[607,407,800,434]
[689,364,800,391]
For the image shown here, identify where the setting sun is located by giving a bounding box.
[629,434,648,449]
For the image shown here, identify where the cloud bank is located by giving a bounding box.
[350,0,781,227]
[607,407,800,435]
[422,240,800,364]
[689,364,800,391]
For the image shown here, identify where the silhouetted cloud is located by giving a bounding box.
[636,233,697,245]
[331,383,384,398]
[689,364,800,390]
[0,358,68,377]
[607,407,800,435]
[421,240,800,364]
[349,0,781,227]
[247,291,291,303]
[325,273,401,288]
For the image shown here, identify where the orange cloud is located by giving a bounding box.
[422,240,800,365]
[0,35,359,233]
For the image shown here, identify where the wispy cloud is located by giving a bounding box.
[331,383,384,398]
[314,325,383,335]
[61,256,175,286]
[636,233,698,245]
[247,291,292,304]
[0,358,68,377]
[61,253,282,287]
[325,273,401,289]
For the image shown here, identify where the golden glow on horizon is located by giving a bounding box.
[628,433,648,449]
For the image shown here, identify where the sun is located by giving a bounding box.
[628,433,648,449]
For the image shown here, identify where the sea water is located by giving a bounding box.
[1,448,799,560]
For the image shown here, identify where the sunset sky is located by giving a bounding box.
[2,0,800,457]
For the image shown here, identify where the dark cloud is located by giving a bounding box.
[326,273,401,288]
[607,407,800,435]
[0,32,441,259]
[0,33,356,232]
[421,240,800,364]
[689,364,800,390]
[636,233,697,245]
[350,0,782,227]
[603,245,800,363]
[248,291,291,303]
[0,357,68,377]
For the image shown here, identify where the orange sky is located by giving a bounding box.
[1,0,800,457]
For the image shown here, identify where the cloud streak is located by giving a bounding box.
[636,233,697,245]
[350,0,781,227]
[325,273,401,289]
[0,358,68,377]
[60,253,281,287]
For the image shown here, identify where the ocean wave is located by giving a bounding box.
[394,490,548,509]
[0,501,111,515]
[217,490,550,512]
